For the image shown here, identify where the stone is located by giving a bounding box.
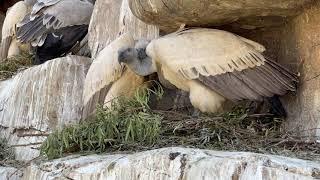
[0,166,21,180]
[23,147,320,179]
[0,55,91,161]
[129,0,313,32]
[277,1,320,138]
[210,1,320,138]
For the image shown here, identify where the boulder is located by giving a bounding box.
[229,1,320,138]
[128,0,313,32]
[23,147,320,179]
[0,56,91,161]
[0,166,20,180]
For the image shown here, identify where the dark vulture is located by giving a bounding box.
[16,0,94,64]
[118,28,299,115]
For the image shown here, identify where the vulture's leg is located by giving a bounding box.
[188,81,226,114]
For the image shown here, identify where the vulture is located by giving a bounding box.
[16,0,94,64]
[0,0,36,60]
[118,28,299,114]
[82,33,146,118]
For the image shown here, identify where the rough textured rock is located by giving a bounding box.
[277,1,320,137]
[88,0,159,58]
[0,56,91,161]
[0,166,20,180]
[212,1,320,138]
[129,0,313,32]
[23,147,320,179]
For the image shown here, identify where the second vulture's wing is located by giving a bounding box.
[149,28,298,101]
[17,0,93,46]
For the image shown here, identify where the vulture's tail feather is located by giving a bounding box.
[17,15,48,43]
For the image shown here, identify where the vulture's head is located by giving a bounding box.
[118,40,157,76]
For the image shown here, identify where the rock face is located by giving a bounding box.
[129,0,313,32]
[88,0,159,58]
[23,147,320,179]
[0,166,20,180]
[278,1,320,137]
[0,56,91,161]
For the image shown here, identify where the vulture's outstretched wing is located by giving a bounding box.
[17,0,93,46]
[149,28,298,101]
[0,1,28,60]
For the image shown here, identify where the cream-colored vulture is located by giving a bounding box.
[83,33,145,118]
[118,28,298,113]
[0,0,35,60]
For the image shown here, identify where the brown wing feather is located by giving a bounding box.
[0,37,12,61]
[198,59,298,102]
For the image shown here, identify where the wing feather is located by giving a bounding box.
[83,33,135,106]
[0,37,12,61]
[149,28,266,79]
[0,1,28,59]
[17,0,93,45]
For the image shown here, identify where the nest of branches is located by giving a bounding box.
[40,85,320,161]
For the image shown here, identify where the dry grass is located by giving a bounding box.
[0,52,33,80]
[156,108,320,161]
[40,85,320,161]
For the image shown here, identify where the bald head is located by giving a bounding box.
[118,39,156,76]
